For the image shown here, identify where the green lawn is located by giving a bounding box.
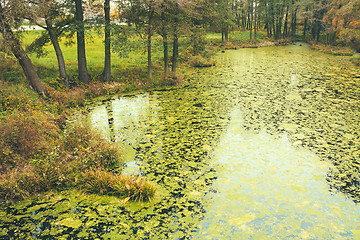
[20,28,270,84]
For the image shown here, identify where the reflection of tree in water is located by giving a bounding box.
[104,99,115,142]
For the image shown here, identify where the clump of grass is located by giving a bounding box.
[79,169,156,202]
[350,57,360,66]
[310,44,355,56]
[189,55,216,68]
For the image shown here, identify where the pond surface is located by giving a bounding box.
[2,43,360,239]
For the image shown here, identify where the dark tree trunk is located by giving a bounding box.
[254,0,257,44]
[105,100,115,142]
[242,9,246,30]
[75,0,90,84]
[172,3,179,77]
[161,4,169,79]
[45,18,69,87]
[172,33,178,76]
[103,0,111,82]
[283,5,289,38]
[303,17,308,40]
[225,28,229,42]
[147,4,153,82]
[291,7,297,37]
[275,16,282,40]
[0,11,46,96]
[249,2,253,42]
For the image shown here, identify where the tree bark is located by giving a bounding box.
[45,18,69,87]
[249,1,253,41]
[147,4,153,82]
[172,3,179,77]
[283,5,289,38]
[291,7,297,38]
[161,3,169,79]
[225,26,229,42]
[75,0,90,84]
[103,0,111,82]
[0,10,46,96]
[254,0,257,44]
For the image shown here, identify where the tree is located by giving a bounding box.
[26,0,72,87]
[0,0,47,96]
[75,0,90,84]
[160,0,169,79]
[103,0,111,82]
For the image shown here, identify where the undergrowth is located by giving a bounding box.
[0,79,156,204]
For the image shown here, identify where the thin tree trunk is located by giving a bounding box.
[303,17,308,40]
[147,4,153,82]
[254,0,257,44]
[224,25,229,42]
[249,1,253,41]
[172,3,179,77]
[75,0,90,84]
[103,0,111,82]
[105,100,115,142]
[161,3,169,79]
[0,11,46,96]
[45,18,69,87]
[291,7,297,38]
[283,5,289,38]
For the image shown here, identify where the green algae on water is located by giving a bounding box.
[2,43,360,239]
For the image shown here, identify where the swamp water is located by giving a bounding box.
[2,43,360,239]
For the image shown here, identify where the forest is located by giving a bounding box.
[0,0,360,238]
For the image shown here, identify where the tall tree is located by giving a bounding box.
[26,0,72,87]
[161,0,169,79]
[0,0,47,96]
[75,0,90,84]
[103,0,111,82]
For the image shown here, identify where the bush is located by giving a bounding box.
[0,110,60,172]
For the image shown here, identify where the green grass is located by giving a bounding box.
[21,29,271,83]
[206,30,270,43]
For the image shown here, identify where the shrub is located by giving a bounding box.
[0,110,60,171]
[62,120,122,171]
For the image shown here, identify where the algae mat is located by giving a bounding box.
[1,43,360,239]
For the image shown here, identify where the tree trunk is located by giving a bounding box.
[291,7,297,38]
[249,2,253,42]
[254,0,257,44]
[303,17,308,40]
[172,33,178,77]
[172,3,179,77]
[45,18,69,87]
[0,11,46,96]
[224,25,229,42]
[105,100,115,142]
[147,4,153,82]
[103,0,111,82]
[161,3,169,79]
[283,5,289,38]
[75,0,90,84]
